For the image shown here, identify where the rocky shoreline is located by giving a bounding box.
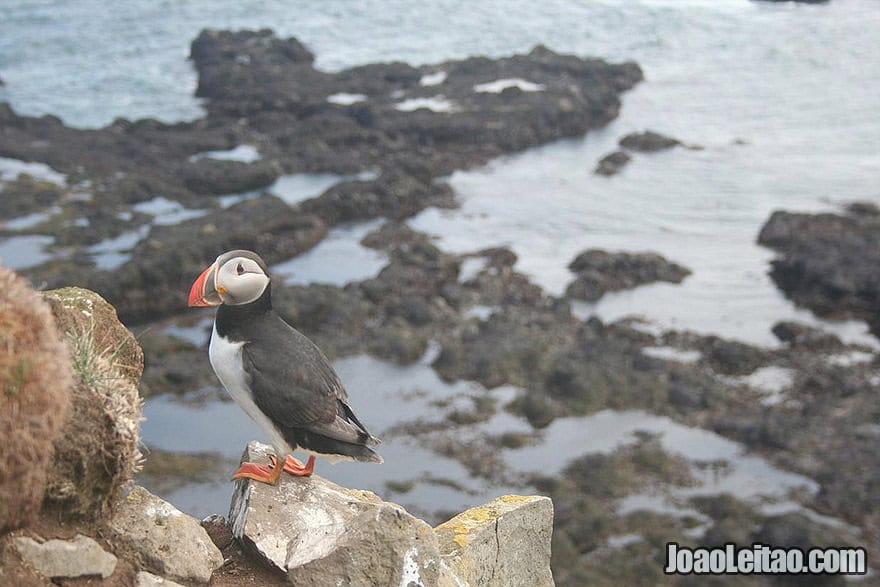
[2,27,879,586]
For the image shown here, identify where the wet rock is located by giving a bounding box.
[758,207,880,333]
[772,321,843,351]
[191,29,327,115]
[13,534,117,579]
[301,170,455,223]
[699,336,768,375]
[564,249,690,302]
[180,158,278,195]
[593,150,631,176]
[618,130,681,152]
[136,571,186,587]
[228,442,456,586]
[109,486,223,584]
[189,30,642,174]
[435,495,555,587]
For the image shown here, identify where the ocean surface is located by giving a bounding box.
[2,0,879,520]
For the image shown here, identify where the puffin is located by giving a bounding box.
[187,249,382,484]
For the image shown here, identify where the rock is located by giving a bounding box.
[108,486,223,584]
[564,249,690,302]
[618,130,681,152]
[758,207,880,333]
[229,442,457,586]
[699,336,768,376]
[201,514,233,550]
[41,287,143,518]
[0,175,64,218]
[13,534,117,579]
[771,321,843,351]
[593,150,631,176]
[435,495,555,587]
[301,170,455,224]
[0,268,71,533]
[180,158,279,195]
[136,571,186,587]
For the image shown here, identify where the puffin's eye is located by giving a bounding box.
[236,263,245,275]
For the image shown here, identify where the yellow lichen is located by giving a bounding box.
[435,495,543,550]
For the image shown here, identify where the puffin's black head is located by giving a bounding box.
[188,249,271,307]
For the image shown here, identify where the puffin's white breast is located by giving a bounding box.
[208,322,292,455]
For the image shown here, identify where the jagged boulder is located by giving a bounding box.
[435,495,555,587]
[228,441,556,586]
[109,486,223,584]
[229,442,460,586]
[13,534,117,580]
[0,267,72,533]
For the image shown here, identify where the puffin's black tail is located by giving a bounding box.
[292,429,384,464]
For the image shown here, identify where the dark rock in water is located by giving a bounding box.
[191,29,327,113]
[758,206,880,335]
[593,150,631,176]
[618,130,681,152]
[564,249,690,302]
[187,30,643,175]
[772,321,843,351]
[301,169,455,224]
[699,336,769,376]
[180,158,278,195]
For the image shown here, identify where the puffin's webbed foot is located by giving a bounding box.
[282,455,316,477]
[231,459,283,485]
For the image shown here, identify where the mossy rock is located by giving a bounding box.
[42,287,143,387]
[41,287,144,520]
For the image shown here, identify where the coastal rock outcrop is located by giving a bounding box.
[229,441,556,586]
[593,150,631,176]
[618,130,681,152]
[2,29,642,329]
[758,204,880,334]
[564,249,691,302]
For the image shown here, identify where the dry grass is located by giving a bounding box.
[0,267,72,533]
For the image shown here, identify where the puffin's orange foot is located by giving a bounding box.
[282,455,316,477]
[232,460,282,485]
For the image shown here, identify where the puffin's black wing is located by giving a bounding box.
[242,315,380,450]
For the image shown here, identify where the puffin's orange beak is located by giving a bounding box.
[188,262,221,307]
